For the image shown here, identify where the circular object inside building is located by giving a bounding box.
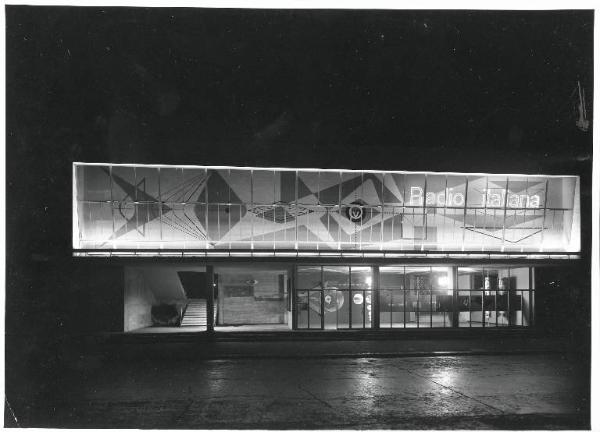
[353,293,364,305]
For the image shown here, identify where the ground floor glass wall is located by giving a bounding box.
[379,266,454,329]
[123,263,535,332]
[296,266,372,329]
[296,264,533,330]
[457,267,533,327]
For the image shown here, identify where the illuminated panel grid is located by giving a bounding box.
[73,163,580,253]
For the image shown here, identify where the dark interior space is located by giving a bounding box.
[178,271,208,299]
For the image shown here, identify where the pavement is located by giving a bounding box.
[6,352,590,429]
[5,331,592,429]
[86,331,576,361]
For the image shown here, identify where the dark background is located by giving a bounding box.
[4,6,593,424]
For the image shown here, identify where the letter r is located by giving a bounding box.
[410,186,423,206]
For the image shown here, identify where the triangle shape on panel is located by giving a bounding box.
[262,226,298,243]
[319,212,340,242]
[505,181,529,194]
[468,176,487,194]
[297,225,324,243]
[486,177,507,190]
[303,212,336,243]
[382,175,404,204]
[227,172,252,203]
[297,176,315,199]
[504,213,543,228]
[507,180,546,195]
[330,210,361,235]
[340,174,363,203]
[360,178,382,205]
[251,214,292,237]
[211,170,246,204]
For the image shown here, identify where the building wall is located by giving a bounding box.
[74,262,124,333]
[124,267,156,331]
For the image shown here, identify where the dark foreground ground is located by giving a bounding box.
[5,338,590,429]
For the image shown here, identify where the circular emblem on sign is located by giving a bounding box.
[345,200,366,223]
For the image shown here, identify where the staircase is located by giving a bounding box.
[180,299,207,327]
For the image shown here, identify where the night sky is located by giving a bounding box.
[5,7,593,266]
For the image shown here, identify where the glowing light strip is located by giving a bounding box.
[73,162,579,180]
[72,250,579,259]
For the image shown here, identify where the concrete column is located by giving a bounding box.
[452,266,459,328]
[292,265,298,330]
[206,265,215,332]
[530,267,535,327]
[372,266,380,330]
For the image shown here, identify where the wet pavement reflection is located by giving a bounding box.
[11,353,590,429]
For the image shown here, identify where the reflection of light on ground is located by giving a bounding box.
[354,362,378,409]
[207,366,229,393]
[432,367,457,388]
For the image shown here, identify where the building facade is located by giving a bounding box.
[73,163,581,333]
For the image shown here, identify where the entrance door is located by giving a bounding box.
[296,266,372,330]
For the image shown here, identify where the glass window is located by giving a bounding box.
[318,172,341,205]
[207,169,232,204]
[466,175,487,208]
[431,267,453,327]
[74,164,578,253]
[404,267,429,328]
[509,267,532,326]
[227,169,252,204]
[296,266,322,329]
[297,171,319,205]
[76,165,112,202]
[424,175,447,208]
[362,172,383,206]
[404,174,426,208]
[546,177,575,209]
[252,170,275,205]
[111,166,136,202]
[215,268,290,329]
[458,266,532,327]
[159,168,185,203]
[296,266,372,330]
[351,267,372,329]
[323,266,350,329]
[340,172,363,205]
[445,175,467,209]
[382,173,405,205]
[78,201,113,246]
[180,168,206,203]
[379,267,405,328]
[278,171,296,204]
[382,206,404,244]
[458,267,482,327]
[135,167,160,201]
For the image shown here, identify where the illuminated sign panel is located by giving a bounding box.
[408,186,541,208]
[73,163,580,253]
